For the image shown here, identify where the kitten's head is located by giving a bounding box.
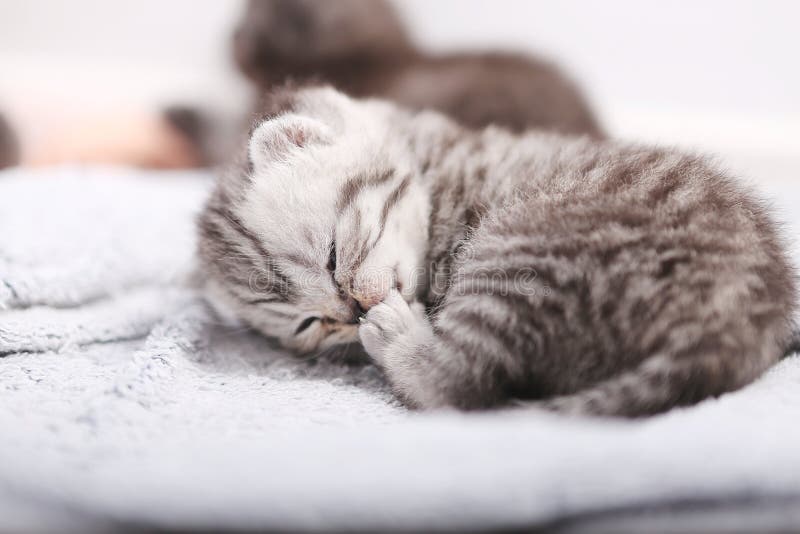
[233,0,412,87]
[198,87,430,353]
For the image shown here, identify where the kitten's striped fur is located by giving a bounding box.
[197,87,796,417]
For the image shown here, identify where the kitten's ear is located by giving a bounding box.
[248,114,332,170]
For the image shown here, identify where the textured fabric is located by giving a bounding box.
[1,166,800,531]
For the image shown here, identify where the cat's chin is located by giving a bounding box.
[297,341,371,366]
[292,324,361,355]
[322,323,360,347]
[328,342,372,366]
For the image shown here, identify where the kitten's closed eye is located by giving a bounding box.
[328,241,336,272]
[294,316,319,335]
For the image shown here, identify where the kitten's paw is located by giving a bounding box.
[358,290,431,365]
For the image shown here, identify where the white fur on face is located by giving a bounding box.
[340,174,430,304]
[231,88,430,352]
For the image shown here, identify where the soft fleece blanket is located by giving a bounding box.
[2,166,800,532]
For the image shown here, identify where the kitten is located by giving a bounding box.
[174,0,603,169]
[234,0,603,137]
[197,87,796,417]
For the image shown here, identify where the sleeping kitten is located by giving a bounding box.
[234,0,603,137]
[197,87,796,417]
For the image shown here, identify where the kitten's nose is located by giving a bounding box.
[339,296,366,324]
[349,272,393,314]
[353,293,384,313]
[345,286,389,316]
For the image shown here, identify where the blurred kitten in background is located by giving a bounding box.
[7,0,601,170]
[234,0,602,136]
[175,0,603,167]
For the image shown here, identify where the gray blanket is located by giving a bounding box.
[2,166,800,532]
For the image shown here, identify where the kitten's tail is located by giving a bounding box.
[518,343,781,417]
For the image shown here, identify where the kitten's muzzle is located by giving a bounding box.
[352,293,385,315]
[337,295,365,325]
[349,279,393,314]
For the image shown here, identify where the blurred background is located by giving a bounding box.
[1,0,798,173]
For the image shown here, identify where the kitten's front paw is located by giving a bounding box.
[358,290,430,365]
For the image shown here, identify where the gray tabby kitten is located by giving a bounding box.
[197,87,796,417]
